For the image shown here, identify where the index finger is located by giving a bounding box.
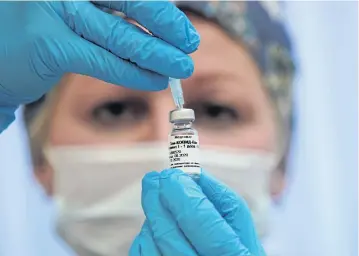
[159,169,250,256]
[93,1,200,54]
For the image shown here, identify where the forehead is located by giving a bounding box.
[190,15,260,77]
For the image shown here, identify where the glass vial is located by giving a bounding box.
[168,108,201,178]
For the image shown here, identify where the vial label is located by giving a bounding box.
[168,134,201,175]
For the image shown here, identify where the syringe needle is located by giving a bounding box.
[169,78,184,109]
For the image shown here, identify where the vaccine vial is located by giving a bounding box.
[168,108,201,178]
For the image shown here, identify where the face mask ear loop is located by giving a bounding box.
[268,113,291,205]
[271,147,285,176]
[271,102,292,175]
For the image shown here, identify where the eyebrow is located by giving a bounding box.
[188,70,247,91]
[182,71,251,102]
[186,71,245,89]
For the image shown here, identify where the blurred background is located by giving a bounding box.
[0,1,357,256]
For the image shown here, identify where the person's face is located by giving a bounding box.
[39,16,281,194]
[49,17,276,150]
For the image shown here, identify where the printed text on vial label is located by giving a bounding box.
[169,135,201,172]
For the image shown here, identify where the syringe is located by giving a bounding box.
[169,78,184,109]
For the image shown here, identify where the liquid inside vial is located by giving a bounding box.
[168,108,201,178]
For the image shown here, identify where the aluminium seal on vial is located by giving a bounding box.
[168,108,201,178]
[169,108,195,123]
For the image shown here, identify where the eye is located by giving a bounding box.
[188,102,241,128]
[91,99,148,127]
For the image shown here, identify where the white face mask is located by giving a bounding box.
[44,143,277,256]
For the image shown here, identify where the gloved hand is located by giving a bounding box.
[0,1,199,132]
[130,169,266,256]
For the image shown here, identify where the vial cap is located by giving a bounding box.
[169,108,195,123]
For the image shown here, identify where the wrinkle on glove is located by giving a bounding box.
[141,171,197,256]
[129,220,161,256]
[131,169,265,256]
[198,170,266,256]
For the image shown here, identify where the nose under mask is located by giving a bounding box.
[45,143,277,256]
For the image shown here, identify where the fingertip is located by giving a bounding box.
[144,171,160,179]
[167,3,201,54]
[156,52,194,79]
[159,169,199,187]
[180,56,195,78]
[140,220,152,235]
[155,76,169,91]
[136,73,168,92]
[159,169,204,211]
[198,170,239,205]
[183,32,201,54]
[198,171,252,224]
[142,171,160,191]
[172,55,195,79]
[198,169,224,188]
[159,169,187,201]
[159,168,184,179]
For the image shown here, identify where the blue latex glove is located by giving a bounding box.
[130,169,266,256]
[0,1,200,132]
